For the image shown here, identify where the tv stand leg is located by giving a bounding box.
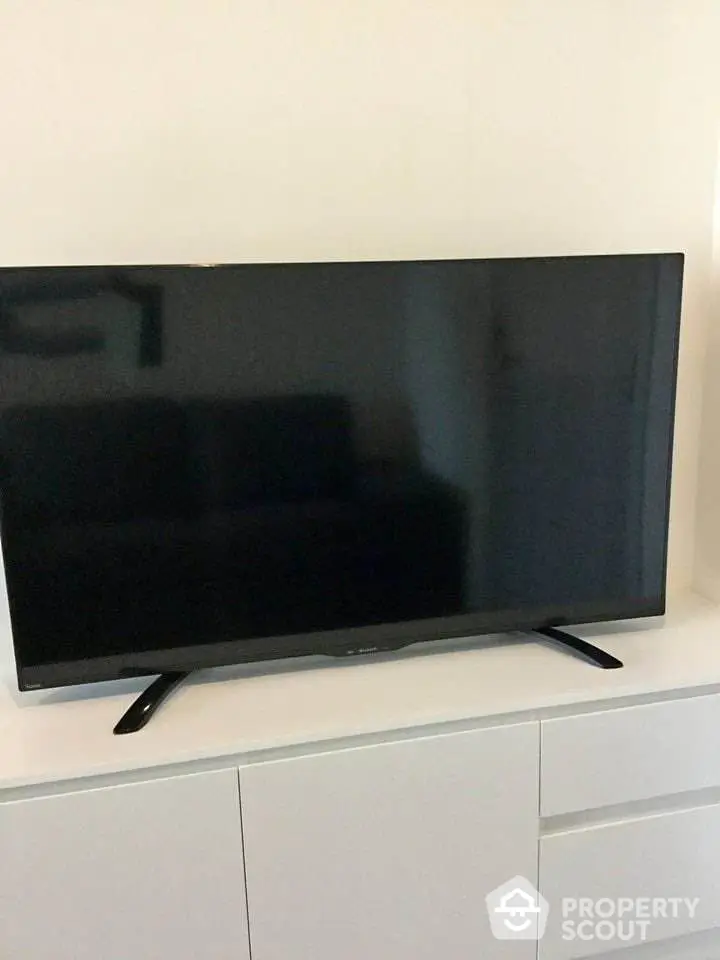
[113,671,191,735]
[533,626,623,669]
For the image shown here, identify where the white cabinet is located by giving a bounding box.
[577,929,720,960]
[4,687,720,960]
[541,694,720,816]
[0,769,249,960]
[540,804,720,960]
[239,722,539,960]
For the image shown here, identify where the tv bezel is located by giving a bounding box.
[1,253,682,692]
[17,597,663,691]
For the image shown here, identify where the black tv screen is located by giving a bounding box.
[0,254,683,689]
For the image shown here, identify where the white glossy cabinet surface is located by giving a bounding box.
[540,804,720,960]
[240,721,539,960]
[582,929,720,960]
[541,694,720,816]
[0,768,249,960]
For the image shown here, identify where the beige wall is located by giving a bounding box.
[694,148,720,599]
[1,1,718,680]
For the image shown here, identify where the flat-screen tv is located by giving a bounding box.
[0,255,682,714]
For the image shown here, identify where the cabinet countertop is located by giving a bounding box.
[1,592,720,793]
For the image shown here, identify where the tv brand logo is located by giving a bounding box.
[485,876,549,940]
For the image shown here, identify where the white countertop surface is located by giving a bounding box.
[2,592,720,793]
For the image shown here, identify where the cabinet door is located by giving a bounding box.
[539,803,720,960]
[554,928,720,960]
[0,769,249,960]
[240,722,539,960]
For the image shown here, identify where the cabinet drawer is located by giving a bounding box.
[541,694,720,816]
[539,803,720,959]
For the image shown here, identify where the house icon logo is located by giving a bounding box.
[485,875,549,940]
